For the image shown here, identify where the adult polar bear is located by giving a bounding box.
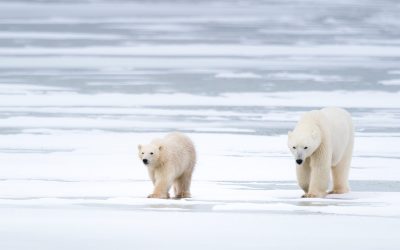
[288,107,354,198]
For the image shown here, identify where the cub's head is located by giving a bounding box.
[287,126,321,166]
[138,143,162,167]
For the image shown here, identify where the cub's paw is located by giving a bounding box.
[301,193,317,198]
[302,193,324,198]
[147,193,170,199]
[174,193,191,199]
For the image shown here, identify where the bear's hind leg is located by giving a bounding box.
[174,170,193,199]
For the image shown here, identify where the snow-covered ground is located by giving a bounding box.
[0,0,400,249]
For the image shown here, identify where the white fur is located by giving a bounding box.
[288,107,354,198]
[138,132,196,199]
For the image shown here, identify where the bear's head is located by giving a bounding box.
[287,125,321,166]
[138,143,162,167]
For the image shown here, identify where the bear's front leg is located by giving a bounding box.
[296,160,310,197]
[305,160,330,198]
[147,168,156,185]
[148,174,174,199]
[148,181,171,199]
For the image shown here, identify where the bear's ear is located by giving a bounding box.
[138,144,142,151]
[158,145,162,151]
[288,131,292,137]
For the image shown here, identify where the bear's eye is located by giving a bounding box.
[292,146,296,149]
[304,146,308,149]
[150,152,154,155]
[141,152,144,154]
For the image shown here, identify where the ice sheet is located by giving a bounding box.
[1,0,400,249]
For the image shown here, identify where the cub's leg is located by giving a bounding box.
[147,168,156,185]
[174,170,193,199]
[148,170,174,199]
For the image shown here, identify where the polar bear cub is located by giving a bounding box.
[138,132,196,199]
[288,107,354,198]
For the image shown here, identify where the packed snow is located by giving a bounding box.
[0,0,399,249]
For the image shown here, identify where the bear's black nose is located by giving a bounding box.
[143,159,148,164]
[296,159,303,165]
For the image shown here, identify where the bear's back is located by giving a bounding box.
[320,107,353,135]
[320,107,354,165]
[162,132,196,167]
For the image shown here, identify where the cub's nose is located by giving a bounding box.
[296,159,303,165]
[143,159,148,164]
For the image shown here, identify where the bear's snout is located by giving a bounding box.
[143,159,149,165]
[296,159,303,165]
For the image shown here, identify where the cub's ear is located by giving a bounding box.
[138,144,142,151]
[158,145,163,151]
[288,131,292,137]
